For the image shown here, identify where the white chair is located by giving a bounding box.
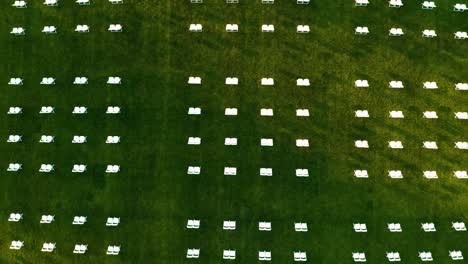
[8,78,23,85]
[261,24,275,32]
[224,167,237,176]
[454,32,468,39]
[355,0,369,6]
[259,250,272,261]
[106,106,121,114]
[422,1,436,9]
[296,78,310,86]
[455,142,468,149]
[72,164,87,173]
[39,106,54,114]
[261,138,274,147]
[186,219,200,229]
[423,170,438,179]
[187,137,201,145]
[296,109,310,117]
[40,215,55,224]
[454,171,468,179]
[389,111,404,118]
[389,28,404,36]
[449,251,464,260]
[352,252,366,262]
[355,27,369,35]
[73,77,88,85]
[225,108,238,116]
[7,107,22,115]
[106,245,121,255]
[294,222,308,232]
[386,252,401,262]
[187,166,201,175]
[260,168,273,177]
[108,24,123,32]
[388,141,403,149]
[7,135,22,143]
[40,77,55,85]
[73,244,88,254]
[106,217,120,226]
[418,251,433,261]
[7,163,22,172]
[452,222,466,231]
[355,110,369,118]
[9,241,24,250]
[355,140,369,148]
[223,250,236,260]
[388,223,402,232]
[12,1,27,8]
[107,77,121,84]
[72,135,87,144]
[186,248,200,258]
[10,27,25,35]
[260,108,273,116]
[293,251,307,261]
[223,221,236,230]
[39,164,54,173]
[226,24,239,32]
[106,136,120,144]
[297,0,310,4]
[454,3,467,12]
[75,25,90,33]
[42,26,57,34]
[41,242,56,252]
[422,29,437,38]
[44,0,58,6]
[226,0,239,3]
[355,80,369,87]
[225,77,238,85]
[389,0,403,8]
[354,170,368,178]
[423,81,438,89]
[72,216,87,225]
[190,0,203,2]
[105,165,120,173]
[188,76,201,85]
[353,223,367,232]
[296,139,309,147]
[388,170,403,179]
[423,141,438,149]
[455,83,468,90]
[421,222,436,232]
[261,78,274,86]
[297,25,310,33]
[109,0,123,3]
[389,81,404,88]
[188,107,201,115]
[259,221,272,231]
[455,112,468,119]
[296,169,309,177]
[224,137,238,146]
[8,213,23,222]
[189,24,202,32]
[76,0,90,5]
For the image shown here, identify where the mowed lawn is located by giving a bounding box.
[0,0,467,263]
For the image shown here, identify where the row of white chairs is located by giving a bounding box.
[187,166,311,177]
[6,135,121,144]
[355,110,468,119]
[187,220,310,232]
[354,222,466,233]
[6,163,121,173]
[187,137,314,147]
[12,0,123,8]
[354,170,468,179]
[356,80,468,90]
[8,214,120,226]
[352,251,463,262]
[8,77,122,85]
[354,140,468,150]
[10,25,123,35]
[355,27,467,39]
[189,24,312,33]
[355,0,467,11]
[9,242,121,255]
[7,106,121,115]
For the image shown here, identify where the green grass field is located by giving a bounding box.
[0,0,467,263]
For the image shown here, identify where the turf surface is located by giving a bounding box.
[0,0,467,263]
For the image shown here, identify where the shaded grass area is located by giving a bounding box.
[0,0,466,263]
